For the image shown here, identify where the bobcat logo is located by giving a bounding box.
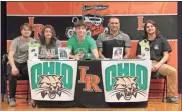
[109,76,147,100]
[35,75,72,99]
[154,45,159,50]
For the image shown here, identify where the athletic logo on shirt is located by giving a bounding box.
[75,48,87,55]
[154,45,159,50]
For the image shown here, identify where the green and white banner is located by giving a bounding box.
[101,60,151,102]
[28,60,77,101]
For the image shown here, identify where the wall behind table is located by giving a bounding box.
[6,1,178,96]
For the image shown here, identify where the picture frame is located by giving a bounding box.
[58,47,69,60]
[28,43,40,60]
[112,47,123,60]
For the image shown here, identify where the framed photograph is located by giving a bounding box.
[29,46,39,60]
[112,47,123,59]
[58,47,69,60]
[141,45,150,60]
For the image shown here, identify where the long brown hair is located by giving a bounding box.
[143,20,160,39]
[39,25,57,48]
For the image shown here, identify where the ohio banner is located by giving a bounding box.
[28,60,77,101]
[101,60,151,102]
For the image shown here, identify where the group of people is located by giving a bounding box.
[7,17,178,107]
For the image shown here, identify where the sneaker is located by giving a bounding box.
[166,97,179,104]
[9,98,16,107]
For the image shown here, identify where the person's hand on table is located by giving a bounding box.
[74,54,83,60]
[45,52,53,59]
[137,55,143,59]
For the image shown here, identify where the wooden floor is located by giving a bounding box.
[2,95,181,111]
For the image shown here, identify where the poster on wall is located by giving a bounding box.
[6,2,177,41]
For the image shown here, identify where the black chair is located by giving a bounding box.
[1,54,8,102]
[149,72,167,102]
[1,54,30,103]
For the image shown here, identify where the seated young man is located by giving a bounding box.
[67,20,99,60]
[136,20,178,104]
[8,23,35,107]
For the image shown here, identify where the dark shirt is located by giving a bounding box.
[96,31,131,58]
[136,35,172,61]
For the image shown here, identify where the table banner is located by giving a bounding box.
[101,60,151,102]
[28,60,77,101]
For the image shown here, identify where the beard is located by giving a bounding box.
[22,34,30,38]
